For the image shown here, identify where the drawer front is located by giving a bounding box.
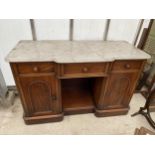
[16,62,55,74]
[62,63,108,77]
[112,60,143,71]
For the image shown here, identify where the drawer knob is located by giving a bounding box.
[125,64,131,69]
[82,67,88,72]
[33,66,39,72]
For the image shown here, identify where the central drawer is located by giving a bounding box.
[60,63,109,78]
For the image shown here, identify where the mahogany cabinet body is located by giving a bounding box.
[10,60,145,124]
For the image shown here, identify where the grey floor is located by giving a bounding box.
[0,93,155,134]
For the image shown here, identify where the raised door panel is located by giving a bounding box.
[19,75,61,116]
[100,72,138,109]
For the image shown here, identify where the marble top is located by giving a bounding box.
[6,41,151,63]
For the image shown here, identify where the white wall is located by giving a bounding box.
[0,19,32,85]
[35,19,69,40]
[0,19,149,85]
[74,19,107,40]
[107,19,140,44]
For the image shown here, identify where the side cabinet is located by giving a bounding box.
[95,60,145,117]
[11,63,63,124]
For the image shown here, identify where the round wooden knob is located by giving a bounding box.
[33,66,38,72]
[82,67,88,72]
[125,64,131,69]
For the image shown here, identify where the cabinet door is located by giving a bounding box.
[19,75,61,116]
[99,72,138,109]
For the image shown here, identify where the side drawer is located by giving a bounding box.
[60,63,109,78]
[16,62,55,74]
[111,60,143,72]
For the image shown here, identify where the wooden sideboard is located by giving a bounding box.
[6,41,150,124]
[10,60,145,124]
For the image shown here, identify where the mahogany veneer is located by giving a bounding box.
[10,60,146,124]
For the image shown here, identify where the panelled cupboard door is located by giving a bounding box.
[19,75,61,117]
[100,72,138,109]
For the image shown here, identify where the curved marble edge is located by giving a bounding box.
[5,40,151,63]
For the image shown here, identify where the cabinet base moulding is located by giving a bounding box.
[24,113,64,125]
[95,108,129,117]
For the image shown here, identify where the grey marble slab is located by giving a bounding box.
[6,41,151,63]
